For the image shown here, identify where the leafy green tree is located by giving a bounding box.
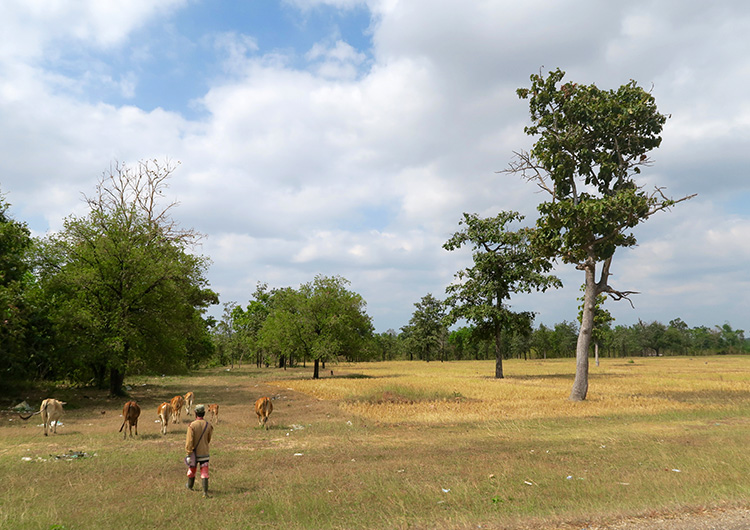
[635,320,667,356]
[444,212,560,378]
[531,323,554,359]
[508,68,695,400]
[550,321,579,357]
[0,190,35,380]
[663,318,691,355]
[716,323,746,354]
[229,283,273,367]
[259,275,373,378]
[37,160,217,394]
[403,293,447,362]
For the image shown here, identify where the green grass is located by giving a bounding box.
[1,358,749,529]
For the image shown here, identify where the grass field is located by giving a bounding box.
[1,356,749,529]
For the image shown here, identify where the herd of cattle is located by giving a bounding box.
[20,393,274,438]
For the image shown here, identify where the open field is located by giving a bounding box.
[1,356,749,529]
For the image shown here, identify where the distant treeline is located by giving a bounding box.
[371,319,748,363]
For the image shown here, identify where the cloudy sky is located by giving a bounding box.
[1,0,748,334]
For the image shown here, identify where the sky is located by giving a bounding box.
[1,0,749,334]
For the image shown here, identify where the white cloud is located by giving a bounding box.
[1,0,749,333]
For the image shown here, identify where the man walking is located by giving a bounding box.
[185,404,214,497]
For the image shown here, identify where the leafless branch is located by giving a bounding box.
[499,150,556,197]
[602,286,639,309]
[83,159,202,247]
[646,187,698,217]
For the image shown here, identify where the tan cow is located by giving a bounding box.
[207,403,219,424]
[184,391,195,416]
[170,395,185,425]
[119,401,141,439]
[157,402,171,435]
[254,397,273,429]
[40,398,65,436]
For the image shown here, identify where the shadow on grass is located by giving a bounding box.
[138,433,162,441]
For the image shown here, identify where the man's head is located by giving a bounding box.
[194,404,205,417]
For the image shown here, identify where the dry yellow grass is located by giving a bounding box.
[272,357,750,424]
[2,357,749,530]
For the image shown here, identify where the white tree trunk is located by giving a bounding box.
[570,263,596,401]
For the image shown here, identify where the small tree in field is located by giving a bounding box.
[507,68,695,400]
[443,211,560,378]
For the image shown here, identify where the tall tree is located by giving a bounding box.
[38,160,217,394]
[443,212,560,378]
[507,68,695,400]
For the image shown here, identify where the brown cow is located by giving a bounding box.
[170,395,185,425]
[157,402,171,435]
[207,403,219,424]
[119,401,141,439]
[184,391,195,416]
[38,398,65,436]
[254,397,273,429]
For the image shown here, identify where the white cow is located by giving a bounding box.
[40,398,66,436]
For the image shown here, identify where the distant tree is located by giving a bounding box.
[663,318,691,355]
[231,283,273,367]
[259,275,373,378]
[716,323,746,354]
[373,329,400,361]
[37,160,217,394]
[551,321,579,358]
[507,68,695,400]
[403,293,448,362]
[531,323,554,359]
[444,211,560,378]
[635,320,667,356]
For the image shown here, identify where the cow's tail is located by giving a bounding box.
[18,410,41,421]
[119,402,131,432]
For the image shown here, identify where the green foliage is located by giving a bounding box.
[401,293,447,362]
[34,161,216,393]
[443,211,560,376]
[258,275,374,376]
[0,189,41,380]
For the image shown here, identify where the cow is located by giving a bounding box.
[157,401,171,435]
[254,397,273,429]
[207,403,219,424]
[184,391,195,416]
[119,401,141,439]
[170,395,185,425]
[33,398,65,436]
